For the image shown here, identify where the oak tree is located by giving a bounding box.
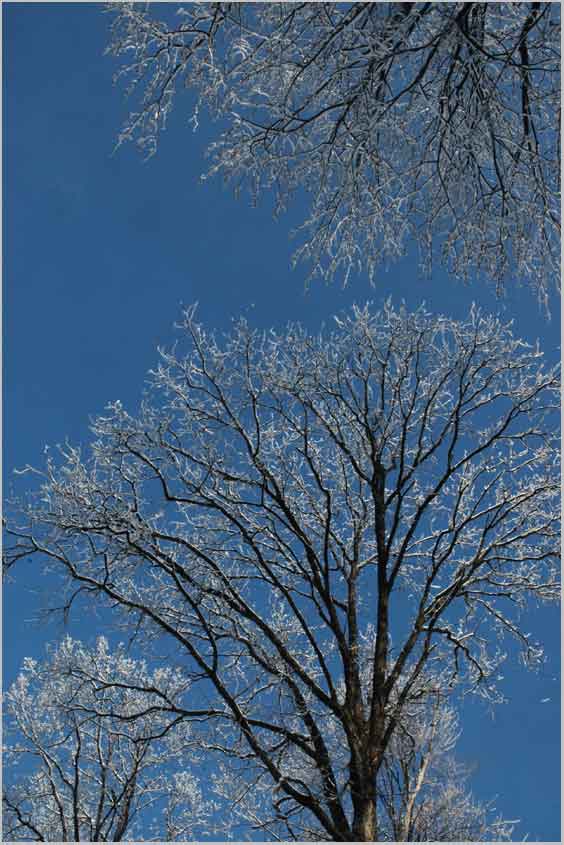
[5,303,559,840]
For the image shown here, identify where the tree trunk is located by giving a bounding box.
[352,792,377,841]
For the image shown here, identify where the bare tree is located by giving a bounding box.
[107,2,560,299]
[377,692,514,842]
[2,637,211,842]
[5,303,559,840]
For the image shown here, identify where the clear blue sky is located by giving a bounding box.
[3,3,560,840]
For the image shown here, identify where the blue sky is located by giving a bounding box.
[3,3,560,840]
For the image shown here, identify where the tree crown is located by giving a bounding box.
[4,303,559,839]
[108,2,561,298]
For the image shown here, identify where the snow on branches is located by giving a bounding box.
[107,3,560,297]
[4,303,559,839]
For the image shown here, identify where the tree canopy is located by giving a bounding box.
[108,2,561,298]
[5,303,559,840]
[3,637,209,842]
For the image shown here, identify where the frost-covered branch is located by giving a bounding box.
[4,303,559,839]
[2,637,213,842]
[106,2,560,297]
